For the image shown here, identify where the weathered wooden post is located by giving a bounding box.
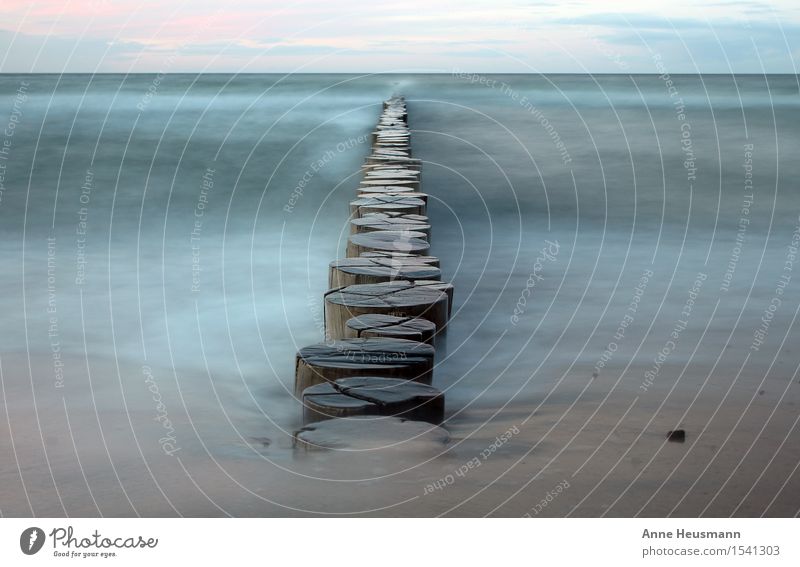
[294,337,435,395]
[345,313,437,344]
[324,281,448,339]
[350,212,430,236]
[302,377,444,424]
[329,257,441,287]
[350,195,426,217]
[346,229,429,257]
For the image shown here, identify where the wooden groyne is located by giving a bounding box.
[294,96,452,441]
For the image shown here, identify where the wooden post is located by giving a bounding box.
[329,257,441,287]
[360,178,420,190]
[363,156,421,167]
[412,280,454,318]
[324,280,448,339]
[302,377,444,424]
[345,313,437,344]
[351,212,430,236]
[364,167,418,177]
[294,337,435,395]
[346,229,429,257]
[355,185,416,195]
[359,251,440,268]
[350,195,426,217]
[357,191,429,205]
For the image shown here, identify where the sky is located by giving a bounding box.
[0,0,798,73]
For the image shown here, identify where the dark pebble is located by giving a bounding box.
[667,429,686,443]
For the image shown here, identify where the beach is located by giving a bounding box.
[0,73,798,516]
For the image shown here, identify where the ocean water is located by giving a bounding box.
[1,73,799,517]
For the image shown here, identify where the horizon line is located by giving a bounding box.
[2,71,799,76]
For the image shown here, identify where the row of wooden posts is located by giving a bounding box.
[293,96,451,432]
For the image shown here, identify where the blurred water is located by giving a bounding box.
[1,73,799,516]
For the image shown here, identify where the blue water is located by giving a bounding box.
[1,74,799,517]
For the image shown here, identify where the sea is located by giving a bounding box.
[1,73,799,517]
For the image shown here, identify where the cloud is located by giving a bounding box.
[559,13,711,29]
[547,9,799,73]
[0,1,798,72]
[0,29,146,72]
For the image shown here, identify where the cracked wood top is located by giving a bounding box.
[348,230,430,254]
[330,257,441,280]
[303,377,444,423]
[351,212,430,233]
[297,337,435,368]
[350,195,425,209]
[324,281,448,309]
[358,250,440,267]
[346,314,437,340]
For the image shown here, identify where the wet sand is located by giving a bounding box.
[3,227,799,517]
